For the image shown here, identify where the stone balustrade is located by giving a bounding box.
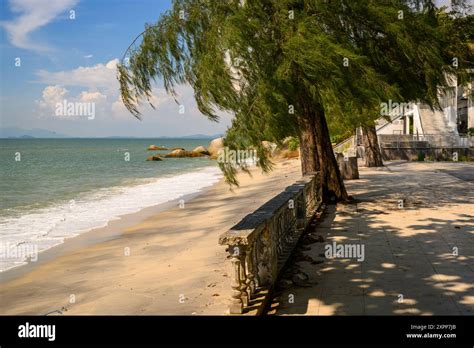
[218,173,321,314]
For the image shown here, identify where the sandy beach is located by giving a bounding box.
[0,158,302,315]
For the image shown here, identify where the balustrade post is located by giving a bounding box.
[239,247,248,307]
[245,245,256,300]
[252,242,261,290]
[229,245,245,314]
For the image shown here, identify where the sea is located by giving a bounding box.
[0,138,222,272]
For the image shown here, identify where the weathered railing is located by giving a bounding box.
[218,173,321,314]
[378,133,470,148]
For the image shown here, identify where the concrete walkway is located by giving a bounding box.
[271,161,474,315]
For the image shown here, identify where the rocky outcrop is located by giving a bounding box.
[192,146,210,155]
[147,145,168,151]
[207,138,224,159]
[146,155,163,161]
[165,149,207,158]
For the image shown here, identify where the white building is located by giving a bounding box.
[375,74,473,150]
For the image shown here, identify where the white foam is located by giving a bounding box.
[0,166,222,272]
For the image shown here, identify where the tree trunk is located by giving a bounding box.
[313,104,349,202]
[298,111,320,175]
[362,125,384,167]
[293,67,347,202]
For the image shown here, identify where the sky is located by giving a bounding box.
[0,0,465,138]
[0,0,232,137]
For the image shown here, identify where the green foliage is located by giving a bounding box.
[117,0,473,184]
[287,137,300,151]
[330,134,344,145]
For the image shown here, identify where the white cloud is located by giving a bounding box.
[79,91,106,103]
[36,59,119,92]
[36,85,69,111]
[1,0,79,52]
[35,58,201,119]
[84,54,93,59]
[36,85,108,117]
[110,85,199,120]
[34,58,232,130]
[35,58,131,120]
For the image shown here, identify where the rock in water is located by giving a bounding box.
[207,137,224,159]
[192,146,210,155]
[146,155,163,161]
[147,145,167,151]
[166,149,186,157]
[165,149,207,158]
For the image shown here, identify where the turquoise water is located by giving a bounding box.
[0,138,222,271]
[0,138,217,212]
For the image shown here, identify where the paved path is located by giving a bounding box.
[272,161,474,315]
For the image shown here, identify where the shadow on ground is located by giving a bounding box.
[270,162,474,315]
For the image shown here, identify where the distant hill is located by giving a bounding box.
[0,128,223,139]
[102,134,223,139]
[0,127,70,138]
[163,134,222,139]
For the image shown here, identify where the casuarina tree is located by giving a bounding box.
[118,0,471,200]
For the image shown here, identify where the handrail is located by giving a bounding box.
[333,111,405,153]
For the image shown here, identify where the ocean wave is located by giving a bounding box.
[0,166,222,272]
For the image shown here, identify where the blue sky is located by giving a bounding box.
[0,0,231,137]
